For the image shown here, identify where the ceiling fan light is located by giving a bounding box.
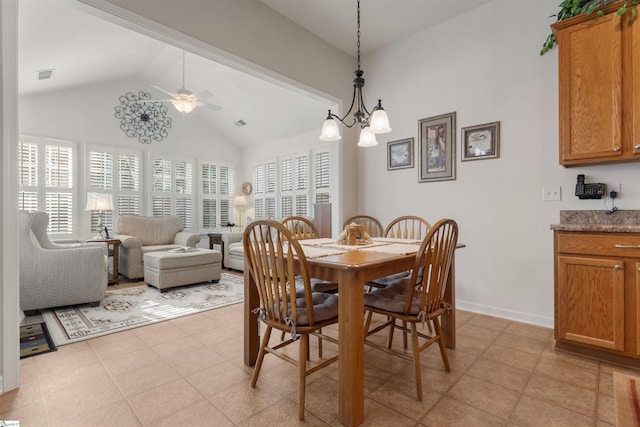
[357,126,378,147]
[370,106,391,134]
[172,98,196,113]
[320,117,341,141]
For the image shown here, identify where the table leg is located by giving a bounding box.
[338,269,365,426]
[441,252,456,349]
[244,265,259,366]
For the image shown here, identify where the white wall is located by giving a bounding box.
[358,0,640,327]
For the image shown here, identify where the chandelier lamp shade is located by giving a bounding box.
[85,192,114,240]
[319,0,391,147]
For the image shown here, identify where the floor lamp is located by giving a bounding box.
[86,192,114,240]
[233,195,249,227]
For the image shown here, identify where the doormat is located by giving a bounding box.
[42,273,244,346]
[20,322,57,359]
[614,371,640,427]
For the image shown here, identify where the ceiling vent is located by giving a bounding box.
[36,69,55,80]
[234,119,247,127]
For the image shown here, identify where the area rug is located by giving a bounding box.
[20,322,57,359]
[42,273,244,346]
[614,371,640,427]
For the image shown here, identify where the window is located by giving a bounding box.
[19,137,75,236]
[87,147,142,233]
[252,146,333,220]
[280,153,309,217]
[152,155,194,229]
[200,161,236,229]
[253,160,276,218]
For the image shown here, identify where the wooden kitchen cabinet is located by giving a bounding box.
[554,231,640,366]
[552,1,640,166]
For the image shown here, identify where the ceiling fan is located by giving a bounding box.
[145,50,223,114]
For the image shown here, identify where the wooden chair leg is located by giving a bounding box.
[433,317,450,371]
[298,334,309,420]
[251,326,272,387]
[411,322,423,401]
[402,320,408,349]
[318,328,323,358]
[388,317,396,348]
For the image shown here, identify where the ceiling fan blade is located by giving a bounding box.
[150,84,177,98]
[140,99,173,103]
[194,89,215,100]
[198,103,223,111]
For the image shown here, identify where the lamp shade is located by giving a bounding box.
[357,126,378,147]
[319,118,341,141]
[370,108,392,134]
[233,195,249,207]
[85,192,114,211]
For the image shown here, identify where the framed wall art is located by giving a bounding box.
[418,112,456,182]
[387,138,414,170]
[461,121,500,161]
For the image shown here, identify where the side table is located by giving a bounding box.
[89,239,120,285]
[208,233,224,268]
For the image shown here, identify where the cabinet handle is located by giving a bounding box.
[613,147,621,152]
[614,264,623,269]
[615,244,640,249]
[635,144,640,150]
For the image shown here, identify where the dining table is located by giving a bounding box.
[243,237,464,427]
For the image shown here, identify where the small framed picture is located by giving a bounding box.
[387,138,414,170]
[418,112,456,182]
[461,121,500,161]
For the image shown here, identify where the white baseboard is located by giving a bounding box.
[457,300,554,329]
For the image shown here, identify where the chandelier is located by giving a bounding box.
[319,0,391,147]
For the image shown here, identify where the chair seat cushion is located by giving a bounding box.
[294,277,339,295]
[293,292,339,325]
[364,278,421,315]
[368,270,411,288]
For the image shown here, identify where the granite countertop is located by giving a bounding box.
[551,210,640,233]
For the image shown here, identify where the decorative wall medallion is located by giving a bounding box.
[114,91,172,144]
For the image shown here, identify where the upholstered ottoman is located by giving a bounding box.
[144,248,222,291]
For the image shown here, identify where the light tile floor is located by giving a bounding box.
[2,278,638,426]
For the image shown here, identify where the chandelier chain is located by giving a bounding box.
[357,0,361,70]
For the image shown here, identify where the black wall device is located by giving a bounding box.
[575,174,606,199]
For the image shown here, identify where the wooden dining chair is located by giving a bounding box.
[384,215,431,240]
[244,220,339,420]
[282,216,319,240]
[344,215,384,238]
[363,218,459,401]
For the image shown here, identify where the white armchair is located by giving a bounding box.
[19,211,108,314]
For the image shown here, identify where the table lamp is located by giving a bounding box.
[85,192,114,240]
[233,195,249,227]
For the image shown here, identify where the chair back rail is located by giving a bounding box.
[244,220,315,327]
[343,215,384,237]
[405,218,458,316]
[282,216,319,240]
[384,215,431,240]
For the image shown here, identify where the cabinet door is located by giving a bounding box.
[557,13,623,164]
[557,256,624,351]
[630,13,640,155]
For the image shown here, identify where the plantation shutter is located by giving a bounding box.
[314,151,331,205]
[18,141,39,211]
[88,150,114,232]
[152,157,172,217]
[45,144,74,234]
[118,152,141,216]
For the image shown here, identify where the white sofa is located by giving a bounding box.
[19,211,108,313]
[113,215,200,280]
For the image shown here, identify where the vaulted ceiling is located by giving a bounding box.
[18,0,492,149]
